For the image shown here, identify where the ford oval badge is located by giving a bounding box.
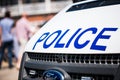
[43,69,64,80]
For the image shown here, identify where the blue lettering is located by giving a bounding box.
[54,29,70,48]
[32,32,50,50]
[74,28,97,49]
[65,28,81,48]
[91,28,118,51]
[32,27,118,51]
[43,30,62,48]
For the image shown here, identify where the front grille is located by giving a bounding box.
[27,53,120,65]
[25,68,114,80]
[23,53,118,80]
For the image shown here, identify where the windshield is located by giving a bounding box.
[67,0,120,12]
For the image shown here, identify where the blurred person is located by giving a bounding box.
[0,11,14,69]
[15,12,33,69]
[11,22,20,61]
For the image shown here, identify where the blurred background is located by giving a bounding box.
[0,0,73,28]
[0,0,72,80]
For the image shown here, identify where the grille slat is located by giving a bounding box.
[69,73,114,80]
[25,68,114,80]
[27,53,120,65]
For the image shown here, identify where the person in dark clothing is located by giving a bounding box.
[0,11,14,69]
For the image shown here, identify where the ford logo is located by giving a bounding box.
[43,69,64,80]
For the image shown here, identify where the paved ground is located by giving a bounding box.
[0,61,19,80]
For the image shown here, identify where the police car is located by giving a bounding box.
[19,0,120,80]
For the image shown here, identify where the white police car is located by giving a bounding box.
[19,0,120,80]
